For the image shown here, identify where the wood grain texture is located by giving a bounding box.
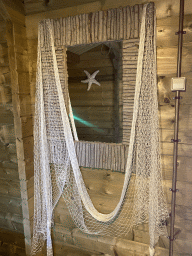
[32,5,142,48]
[6,20,32,255]
[75,141,128,172]
[122,39,139,144]
[0,17,24,238]
[22,1,192,255]
[0,228,25,256]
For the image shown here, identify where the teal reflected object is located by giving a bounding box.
[71,114,104,133]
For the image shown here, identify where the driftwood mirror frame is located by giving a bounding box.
[48,3,148,172]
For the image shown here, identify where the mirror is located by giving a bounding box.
[67,41,123,143]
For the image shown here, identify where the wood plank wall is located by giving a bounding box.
[0,228,25,256]
[0,12,28,255]
[0,16,24,235]
[6,0,191,255]
[4,10,33,254]
[156,14,192,254]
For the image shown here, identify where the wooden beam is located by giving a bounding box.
[24,0,100,15]
[6,20,31,256]
[1,0,25,16]
[0,0,11,21]
[0,0,25,24]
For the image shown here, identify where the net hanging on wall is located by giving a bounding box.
[32,3,168,256]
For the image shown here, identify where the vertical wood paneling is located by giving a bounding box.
[74,141,128,172]
[134,5,139,38]
[82,13,86,44]
[138,4,143,36]
[95,11,99,42]
[98,11,103,42]
[103,11,107,42]
[107,9,111,41]
[45,5,142,47]
[91,12,95,43]
[6,20,32,255]
[123,7,127,39]
[75,15,79,45]
[122,39,139,144]
[71,16,76,46]
[130,6,135,38]
[111,9,114,40]
[119,7,123,39]
[85,14,89,44]
[0,18,24,237]
[126,6,131,39]
[56,19,61,46]
[113,8,117,40]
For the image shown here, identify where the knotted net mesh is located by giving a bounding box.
[32,3,168,256]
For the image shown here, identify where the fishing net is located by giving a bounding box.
[32,3,168,256]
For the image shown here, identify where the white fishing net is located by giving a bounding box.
[32,3,168,256]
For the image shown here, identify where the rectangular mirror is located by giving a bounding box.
[67,41,123,143]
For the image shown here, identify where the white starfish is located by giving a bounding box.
[81,70,101,91]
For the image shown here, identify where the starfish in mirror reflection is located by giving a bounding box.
[81,70,101,91]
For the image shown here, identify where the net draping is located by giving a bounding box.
[32,3,168,256]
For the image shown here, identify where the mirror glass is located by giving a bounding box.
[67,41,123,143]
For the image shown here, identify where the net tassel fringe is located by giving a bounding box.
[149,247,155,256]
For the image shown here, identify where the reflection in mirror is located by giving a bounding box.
[67,41,123,143]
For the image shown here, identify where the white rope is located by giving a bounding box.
[45,4,147,224]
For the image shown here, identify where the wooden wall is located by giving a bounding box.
[0,228,25,256]
[0,2,33,254]
[0,15,24,235]
[25,1,192,254]
[156,14,192,254]
[24,1,192,255]
[0,0,192,255]
[0,10,28,256]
